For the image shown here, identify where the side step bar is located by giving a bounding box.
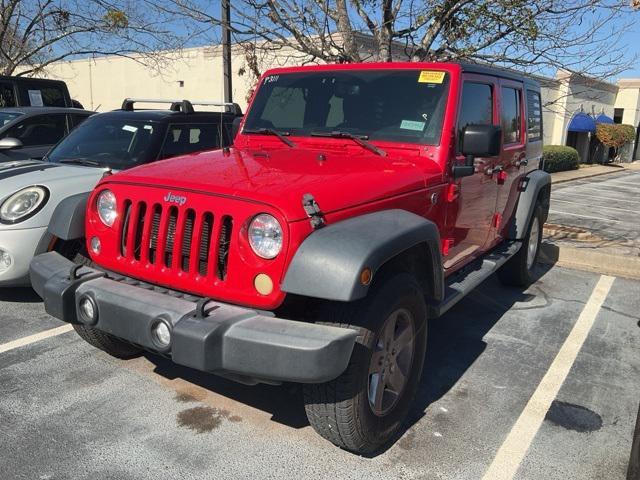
[430,241,522,318]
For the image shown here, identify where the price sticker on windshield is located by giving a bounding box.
[418,71,445,84]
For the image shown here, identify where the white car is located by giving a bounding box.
[0,99,240,286]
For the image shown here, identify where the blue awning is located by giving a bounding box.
[567,112,596,133]
[596,113,614,124]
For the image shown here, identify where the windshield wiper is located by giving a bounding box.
[243,128,296,147]
[310,131,386,157]
[58,158,101,167]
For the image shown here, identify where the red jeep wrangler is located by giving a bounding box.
[31,62,550,454]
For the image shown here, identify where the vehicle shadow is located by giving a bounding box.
[0,287,42,303]
[145,261,557,456]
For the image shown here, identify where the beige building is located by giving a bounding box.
[40,44,640,161]
[541,72,640,162]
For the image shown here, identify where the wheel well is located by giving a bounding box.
[375,243,437,300]
[536,183,551,223]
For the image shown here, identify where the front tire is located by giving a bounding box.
[73,324,141,359]
[498,204,543,287]
[303,273,428,454]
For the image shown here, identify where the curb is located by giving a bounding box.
[540,243,640,280]
[551,166,625,185]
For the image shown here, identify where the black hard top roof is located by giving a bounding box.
[459,62,541,88]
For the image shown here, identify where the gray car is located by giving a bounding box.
[0,107,94,162]
[0,99,241,286]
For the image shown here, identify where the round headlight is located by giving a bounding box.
[0,186,48,223]
[248,214,283,259]
[97,190,117,227]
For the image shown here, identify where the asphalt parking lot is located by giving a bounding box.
[547,169,640,257]
[1,264,639,480]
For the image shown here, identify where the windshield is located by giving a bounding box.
[0,112,22,126]
[47,116,161,168]
[243,69,450,145]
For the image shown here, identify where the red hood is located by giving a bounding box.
[105,145,442,221]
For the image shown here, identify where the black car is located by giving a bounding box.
[0,75,75,108]
[0,107,94,162]
[43,98,242,169]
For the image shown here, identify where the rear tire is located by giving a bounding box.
[303,273,427,454]
[73,324,141,359]
[498,205,543,287]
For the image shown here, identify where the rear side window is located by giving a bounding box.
[0,83,16,107]
[501,87,522,144]
[2,114,68,146]
[458,82,493,151]
[526,90,542,141]
[18,85,67,107]
[160,123,222,159]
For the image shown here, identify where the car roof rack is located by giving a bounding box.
[120,98,242,115]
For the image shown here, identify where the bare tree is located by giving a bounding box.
[0,0,199,76]
[169,0,638,81]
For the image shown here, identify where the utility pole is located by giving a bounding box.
[221,0,233,106]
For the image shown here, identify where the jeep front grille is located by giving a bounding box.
[120,201,233,281]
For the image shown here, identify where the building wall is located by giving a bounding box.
[41,45,308,113]
[615,80,640,160]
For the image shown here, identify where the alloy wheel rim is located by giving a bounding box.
[527,216,540,270]
[368,307,415,417]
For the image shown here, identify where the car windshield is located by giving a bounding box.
[0,112,22,126]
[47,116,161,169]
[243,69,450,145]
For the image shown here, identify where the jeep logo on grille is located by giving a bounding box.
[163,192,187,206]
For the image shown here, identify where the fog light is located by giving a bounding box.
[0,249,11,273]
[78,295,98,324]
[90,236,101,254]
[151,321,171,348]
[254,273,273,295]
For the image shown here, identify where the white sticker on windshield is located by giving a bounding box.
[143,125,153,132]
[28,90,44,107]
[122,125,138,133]
[400,120,426,131]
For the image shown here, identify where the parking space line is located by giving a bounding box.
[553,192,640,204]
[547,209,624,223]
[481,275,615,480]
[0,324,73,354]
[550,198,639,213]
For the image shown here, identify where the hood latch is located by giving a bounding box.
[302,193,325,229]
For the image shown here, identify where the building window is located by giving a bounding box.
[526,90,543,141]
[501,86,522,144]
[614,108,624,124]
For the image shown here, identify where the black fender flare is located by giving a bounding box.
[507,169,551,240]
[281,209,443,302]
[48,192,90,241]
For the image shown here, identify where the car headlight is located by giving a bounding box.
[97,189,117,227]
[0,186,49,224]
[248,214,283,259]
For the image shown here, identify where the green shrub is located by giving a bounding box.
[542,145,580,173]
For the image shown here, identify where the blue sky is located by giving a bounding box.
[618,29,640,78]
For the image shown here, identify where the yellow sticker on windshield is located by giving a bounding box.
[418,71,445,83]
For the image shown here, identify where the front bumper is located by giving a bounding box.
[0,226,49,286]
[30,252,357,384]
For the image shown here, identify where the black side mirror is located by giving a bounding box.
[453,124,502,179]
[231,116,243,140]
[461,124,502,158]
